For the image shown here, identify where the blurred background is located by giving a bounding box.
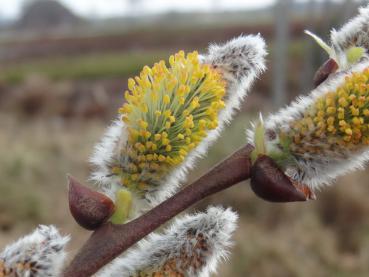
[1,0,369,276]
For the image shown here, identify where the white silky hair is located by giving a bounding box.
[0,225,70,277]
[331,4,369,53]
[89,35,267,220]
[88,119,150,217]
[247,59,369,190]
[96,206,238,277]
[89,119,124,200]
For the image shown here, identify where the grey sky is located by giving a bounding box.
[0,0,274,19]
[0,0,345,19]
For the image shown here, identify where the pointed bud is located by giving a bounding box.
[313,58,338,88]
[68,175,115,230]
[250,155,308,202]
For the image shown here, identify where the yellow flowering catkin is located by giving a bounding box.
[285,68,369,157]
[248,62,369,190]
[115,51,226,194]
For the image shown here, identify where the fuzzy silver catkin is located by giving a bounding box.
[247,59,369,190]
[331,4,369,53]
[96,206,238,277]
[89,119,125,200]
[90,35,267,219]
[0,225,69,277]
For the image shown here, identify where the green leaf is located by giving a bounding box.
[305,30,334,57]
[346,46,365,65]
[110,189,133,224]
[251,118,266,163]
[268,134,293,166]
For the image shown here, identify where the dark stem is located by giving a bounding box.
[63,144,253,277]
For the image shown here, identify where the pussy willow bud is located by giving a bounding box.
[250,155,307,202]
[313,58,339,88]
[248,60,369,193]
[331,4,369,55]
[90,35,266,223]
[97,207,237,277]
[306,5,369,71]
[0,225,69,277]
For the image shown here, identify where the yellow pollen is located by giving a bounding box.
[163,95,171,104]
[116,50,226,197]
[281,67,369,156]
[345,128,353,135]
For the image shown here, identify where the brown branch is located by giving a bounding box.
[63,144,254,277]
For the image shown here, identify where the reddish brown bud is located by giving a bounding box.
[68,175,115,230]
[313,58,339,88]
[250,155,307,202]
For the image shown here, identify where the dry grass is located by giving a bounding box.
[0,115,95,251]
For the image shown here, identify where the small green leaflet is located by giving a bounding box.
[251,116,266,163]
[346,46,365,65]
[305,30,335,57]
